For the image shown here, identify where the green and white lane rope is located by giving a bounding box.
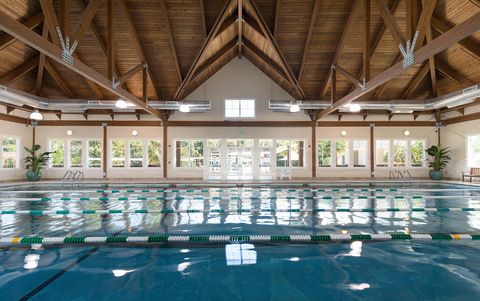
[2,233,479,246]
[2,207,480,216]
[1,194,479,202]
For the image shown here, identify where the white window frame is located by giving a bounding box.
[224,99,256,119]
[109,138,160,169]
[409,139,426,168]
[146,140,162,168]
[375,139,391,168]
[375,138,427,169]
[174,139,204,169]
[110,139,127,168]
[0,135,21,170]
[317,138,369,169]
[392,139,408,168]
[275,139,306,169]
[466,134,480,169]
[48,139,66,168]
[86,140,103,169]
[68,140,84,168]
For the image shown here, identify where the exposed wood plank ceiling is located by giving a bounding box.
[0,0,479,121]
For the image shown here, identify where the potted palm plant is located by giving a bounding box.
[24,144,52,181]
[425,145,451,180]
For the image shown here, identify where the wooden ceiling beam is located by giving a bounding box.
[319,1,360,99]
[199,0,207,38]
[431,17,480,62]
[373,53,401,99]
[412,0,437,50]
[70,0,102,47]
[400,63,429,98]
[0,13,43,52]
[0,57,38,85]
[159,0,182,83]
[0,10,163,118]
[316,11,480,118]
[406,0,417,40]
[107,0,114,81]
[436,60,475,88]
[423,1,437,97]
[363,0,371,81]
[334,64,364,88]
[35,24,49,95]
[174,0,236,100]
[59,0,70,37]
[193,39,238,81]
[374,0,406,46]
[274,0,280,39]
[44,60,74,98]
[39,0,61,47]
[115,63,145,88]
[238,0,243,58]
[245,0,305,99]
[243,38,288,81]
[298,0,320,83]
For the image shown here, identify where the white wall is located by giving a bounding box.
[0,120,33,182]
[441,119,480,180]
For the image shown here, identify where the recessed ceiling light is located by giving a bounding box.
[67,130,73,136]
[290,103,300,113]
[132,130,138,136]
[403,130,410,136]
[341,130,347,137]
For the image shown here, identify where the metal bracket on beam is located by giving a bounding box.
[399,31,419,69]
[359,78,366,91]
[56,27,78,66]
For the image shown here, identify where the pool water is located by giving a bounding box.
[1,182,480,300]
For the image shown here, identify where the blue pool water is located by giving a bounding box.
[1,182,480,300]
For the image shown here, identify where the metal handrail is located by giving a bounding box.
[389,171,395,180]
[403,170,414,180]
[61,170,84,189]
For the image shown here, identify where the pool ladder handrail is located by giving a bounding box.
[388,169,414,187]
[61,170,85,188]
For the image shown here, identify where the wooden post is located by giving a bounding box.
[102,123,107,178]
[163,122,168,178]
[32,126,36,146]
[311,121,316,178]
[437,126,441,145]
[370,124,375,177]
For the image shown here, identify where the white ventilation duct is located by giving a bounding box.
[0,85,211,113]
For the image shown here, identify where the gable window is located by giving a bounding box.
[224,99,255,118]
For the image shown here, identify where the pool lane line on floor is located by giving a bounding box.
[2,195,480,202]
[2,233,480,247]
[2,207,480,216]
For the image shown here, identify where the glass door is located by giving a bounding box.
[206,148,222,179]
[226,139,254,180]
[258,148,274,179]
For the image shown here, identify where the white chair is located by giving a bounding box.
[279,168,291,180]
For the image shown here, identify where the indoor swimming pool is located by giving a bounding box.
[1,182,480,300]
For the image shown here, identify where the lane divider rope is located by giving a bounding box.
[2,207,480,216]
[1,233,479,246]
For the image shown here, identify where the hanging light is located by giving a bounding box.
[179,103,190,113]
[115,99,128,109]
[290,102,300,113]
[349,103,361,112]
[29,110,43,121]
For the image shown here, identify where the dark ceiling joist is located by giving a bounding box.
[0,57,38,85]
[0,13,43,52]
[317,11,480,118]
[431,17,480,62]
[319,1,360,99]
[298,0,321,83]
[436,60,474,88]
[0,9,163,118]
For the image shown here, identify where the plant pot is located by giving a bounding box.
[429,170,443,180]
[26,171,41,182]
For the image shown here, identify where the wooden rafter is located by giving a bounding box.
[274,0,280,39]
[238,0,243,58]
[107,0,114,81]
[35,23,49,95]
[316,11,480,118]
[44,60,74,98]
[412,0,437,50]
[406,0,417,40]
[436,60,474,88]
[431,17,480,62]
[115,63,145,87]
[70,0,102,47]
[400,63,429,98]
[199,0,207,38]
[243,38,288,80]
[363,0,371,81]
[298,0,320,83]
[423,1,437,97]
[319,1,360,99]
[0,9,163,118]
[334,64,364,88]
[39,0,61,46]
[192,39,238,82]
[0,57,37,85]
[159,0,182,83]
[0,13,43,52]
[374,0,406,46]
[59,0,70,37]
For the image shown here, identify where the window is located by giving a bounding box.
[317,140,331,167]
[393,140,407,167]
[336,140,349,167]
[467,135,480,168]
[224,99,255,118]
[276,140,304,167]
[69,141,83,168]
[353,140,367,167]
[175,140,204,167]
[2,137,18,168]
[226,139,254,148]
[259,139,273,148]
[111,140,126,168]
[376,140,390,167]
[87,140,102,168]
[129,141,144,167]
[50,140,65,167]
[207,139,221,148]
[147,140,162,167]
[410,140,425,167]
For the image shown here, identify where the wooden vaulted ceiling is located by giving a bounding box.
[0,0,480,120]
